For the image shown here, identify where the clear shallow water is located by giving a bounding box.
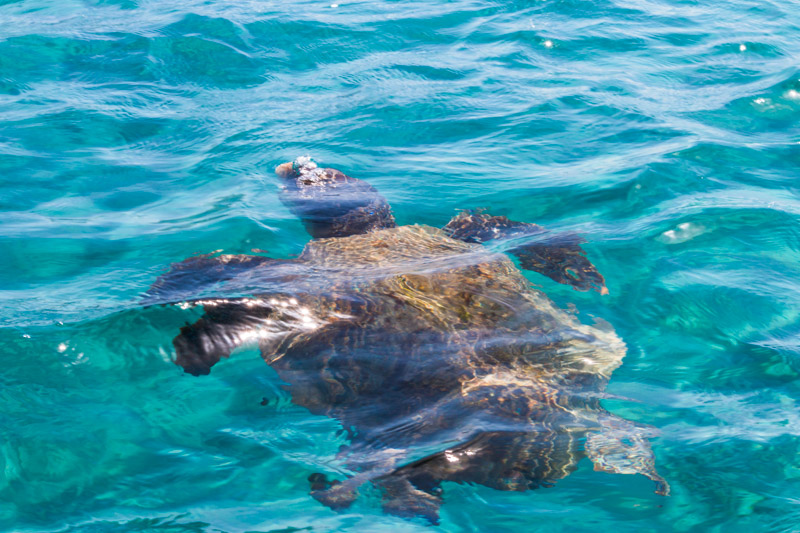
[2,0,800,531]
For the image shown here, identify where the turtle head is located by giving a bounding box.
[275,156,396,239]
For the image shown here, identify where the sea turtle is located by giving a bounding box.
[144,157,668,524]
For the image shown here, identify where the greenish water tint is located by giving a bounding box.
[2,0,800,531]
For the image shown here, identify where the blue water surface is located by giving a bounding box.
[2,0,800,531]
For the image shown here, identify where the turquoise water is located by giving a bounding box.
[2,0,800,530]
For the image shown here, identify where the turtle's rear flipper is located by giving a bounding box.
[375,475,443,525]
[307,472,443,522]
[586,414,670,496]
[443,211,607,293]
[173,299,274,376]
[308,473,358,511]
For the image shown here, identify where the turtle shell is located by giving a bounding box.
[261,225,626,442]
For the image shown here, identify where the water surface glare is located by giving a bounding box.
[2,0,800,531]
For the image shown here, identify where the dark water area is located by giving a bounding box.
[2,0,800,531]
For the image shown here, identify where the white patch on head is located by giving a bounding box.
[293,155,318,176]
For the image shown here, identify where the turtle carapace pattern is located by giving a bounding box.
[144,157,668,524]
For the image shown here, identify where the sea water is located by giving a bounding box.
[1,0,800,531]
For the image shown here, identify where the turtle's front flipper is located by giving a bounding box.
[143,253,279,305]
[444,211,607,293]
[173,299,275,375]
[586,414,670,496]
[145,253,300,374]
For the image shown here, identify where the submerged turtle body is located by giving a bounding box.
[262,224,625,438]
[146,158,668,523]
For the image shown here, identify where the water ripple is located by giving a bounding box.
[2,0,800,530]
